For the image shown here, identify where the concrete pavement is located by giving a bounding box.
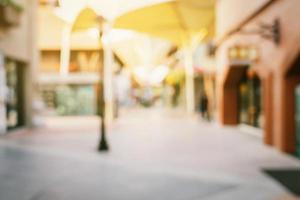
[1,108,300,200]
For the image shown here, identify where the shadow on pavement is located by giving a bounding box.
[263,168,300,196]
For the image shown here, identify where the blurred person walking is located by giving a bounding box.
[199,93,209,121]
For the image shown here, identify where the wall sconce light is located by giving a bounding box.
[237,18,280,45]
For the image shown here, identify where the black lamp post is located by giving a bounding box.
[97,20,109,152]
[98,67,109,151]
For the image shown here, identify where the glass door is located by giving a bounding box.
[239,77,249,125]
[249,75,262,127]
[5,60,22,130]
[0,54,6,134]
[295,85,300,157]
[239,73,262,128]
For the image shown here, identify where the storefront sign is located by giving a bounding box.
[0,53,6,134]
[228,46,259,63]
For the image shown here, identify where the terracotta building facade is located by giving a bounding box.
[216,0,300,155]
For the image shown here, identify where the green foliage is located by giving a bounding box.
[0,0,23,12]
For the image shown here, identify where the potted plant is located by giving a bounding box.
[0,0,23,27]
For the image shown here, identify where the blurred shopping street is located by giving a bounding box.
[1,0,300,199]
[1,108,300,200]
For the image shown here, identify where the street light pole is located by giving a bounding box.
[98,72,109,151]
[98,23,109,152]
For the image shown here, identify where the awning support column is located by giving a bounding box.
[60,24,71,76]
[102,23,115,123]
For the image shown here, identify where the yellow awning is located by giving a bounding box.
[114,0,215,46]
[72,7,100,32]
[71,7,107,49]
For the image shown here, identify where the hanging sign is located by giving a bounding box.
[228,45,259,62]
[0,53,6,134]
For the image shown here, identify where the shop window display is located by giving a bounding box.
[0,54,6,134]
[296,85,300,157]
[5,59,24,129]
[238,71,262,128]
[41,85,97,116]
[69,50,101,73]
[55,85,97,116]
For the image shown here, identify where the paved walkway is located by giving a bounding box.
[1,108,300,200]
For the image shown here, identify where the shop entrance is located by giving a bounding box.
[221,65,263,129]
[5,59,25,130]
[286,55,300,156]
[238,72,262,128]
[295,86,300,157]
[281,54,300,155]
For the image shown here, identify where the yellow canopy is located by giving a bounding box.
[72,7,100,32]
[71,7,107,49]
[114,0,215,46]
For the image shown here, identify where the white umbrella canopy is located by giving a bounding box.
[114,0,215,46]
[64,0,174,70]
[46,0,175,83]
[55,0,169,23]
[109,30,172,68]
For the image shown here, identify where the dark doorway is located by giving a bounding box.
[5,59,25,130]
[291,56,300,157]
[284,54,300,155]
[295,85,300,157]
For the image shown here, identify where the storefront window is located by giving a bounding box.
[5,59,23,129]
[295,85,300,157]
[0,54,6,134]
[40,50,60,73]
[69,50,101,73]
[40,84,98,116]
[239,72,262,128]
[55,85,97,115]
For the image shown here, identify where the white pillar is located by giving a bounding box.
[102,23,115,123]
[26,0,39,128]
[184,47,195,114]
[60,24,71,76]
[0,53,6,135]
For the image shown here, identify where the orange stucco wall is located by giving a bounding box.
[216,0,272,39]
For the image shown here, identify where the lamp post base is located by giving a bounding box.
[98,120,109,152]
[98,138,109,151]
